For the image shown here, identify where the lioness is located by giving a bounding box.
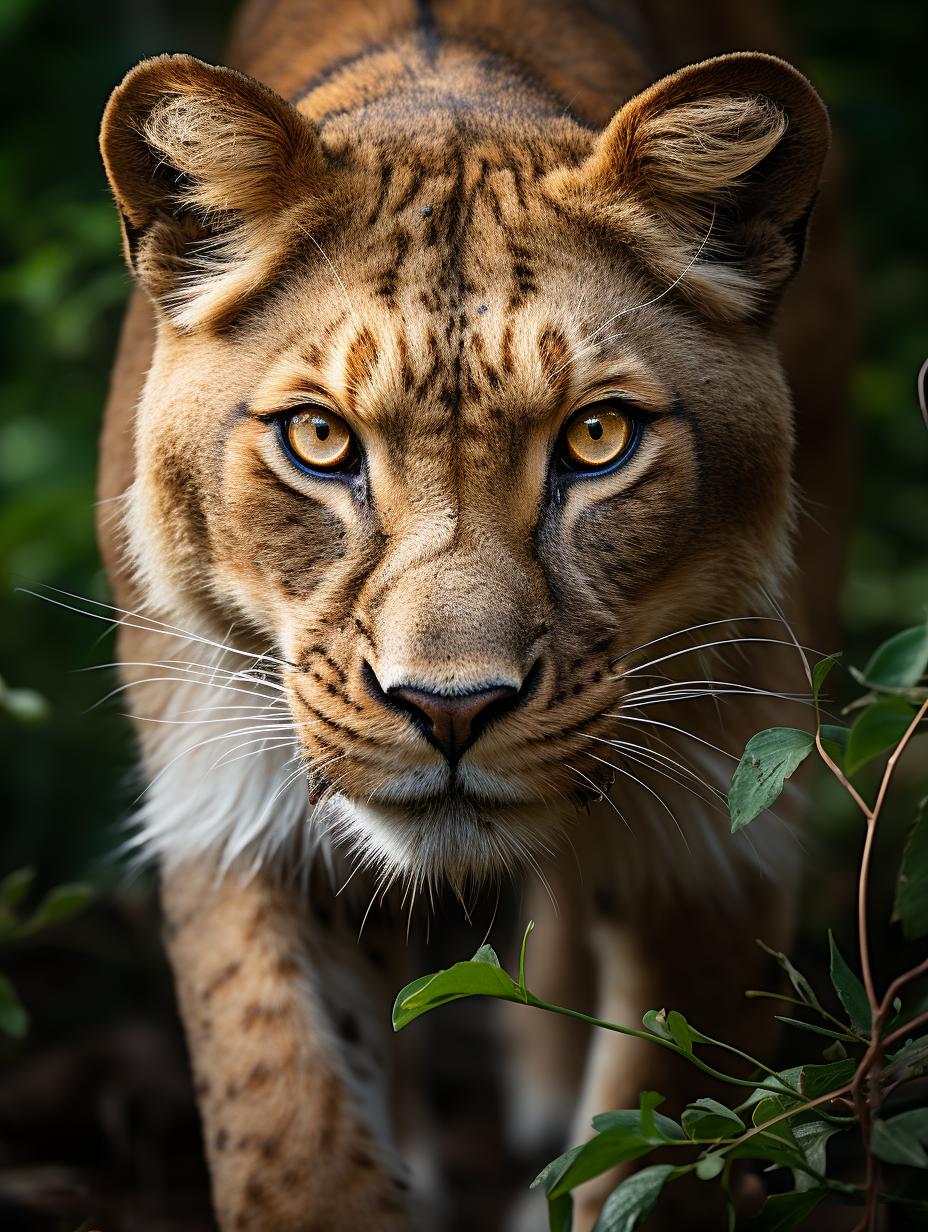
[97,1,853,1228]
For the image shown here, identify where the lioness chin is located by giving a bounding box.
[97,1,852,1228]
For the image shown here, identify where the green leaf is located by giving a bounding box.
[0,866,34,911]
[797,1058,857,1099]
[845,697,917,776]
[533,1145,584,1195]
[729,728,814,832]
[548,1193,573,1232]
[863,621,928,689]
[682,1098,745,1141]
[894,798,928,941]
[667,1011,695,1053]
[725,1132,805,1171]
[744,1189,828,1230]
[16,882,92,938]
[642,1008,673,1040]
[752,1097,800,1151]
[885,1109,928,1147]
[828,932,872,1034]
[537,1103,685,1201]
[812,656,839,702]
[821,1040,848,1062]
[591,1109,683,1141]
[639,1091,664,1139]
[0,973,28,1038]
[535,1131,661,1200]
[393,945,521,1030]
[871,1117,928,1168]
[884,1035,928,1085]
[756,941,824,1014]
[819,724,849,767]
[471,943,501,966]
[792,1121,843,1191]
[591,1165,676,1232]
[695,1153,726,1180]
[739,1060,833,1113]
[773,1016,858,1044]
[738,1075,801,1113]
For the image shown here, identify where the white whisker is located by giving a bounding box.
[610,713,737,761]
[582,750,690,852]
[24,586,288,668]
[619,634,821,679]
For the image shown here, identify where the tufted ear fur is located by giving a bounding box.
[553,52,830,321]
[100,54,327,330]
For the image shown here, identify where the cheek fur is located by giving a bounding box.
[213,448,350,601]
[544,429,699,608]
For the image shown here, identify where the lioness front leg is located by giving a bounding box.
[162,861,414,1232]
[570,882,793,1232]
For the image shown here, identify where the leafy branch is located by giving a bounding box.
[393,619,928,1230]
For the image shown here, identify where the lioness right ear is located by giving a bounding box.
[100,54,325,330]
[552,53,830,321]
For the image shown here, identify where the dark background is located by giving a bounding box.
[0,2,925,1229]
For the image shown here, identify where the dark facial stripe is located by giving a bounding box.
[343,327,380,408]
[536,326,572,405]
[416,0,439,62]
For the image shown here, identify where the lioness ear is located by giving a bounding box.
[100,54,325,329]
[555,52,829,320]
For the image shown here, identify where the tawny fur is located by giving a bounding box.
[96,3,855,1229]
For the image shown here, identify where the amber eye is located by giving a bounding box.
[283,408,358,474]
[559,403,638,473]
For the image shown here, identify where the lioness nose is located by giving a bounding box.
[387,681,521,764]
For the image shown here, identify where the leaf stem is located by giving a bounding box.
[694,1030,788,1084]
[744,990,870,1044]
[524,996,798,1095]
[815,727,873,820]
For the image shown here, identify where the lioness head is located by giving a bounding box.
[100,49,828,886]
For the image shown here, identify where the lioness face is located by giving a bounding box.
[103,53,827,883]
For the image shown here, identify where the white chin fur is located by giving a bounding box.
[325,795,563,889]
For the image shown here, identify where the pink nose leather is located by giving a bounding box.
[388,684,519,762]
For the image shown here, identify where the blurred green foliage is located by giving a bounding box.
[0,0,235,884]
[0,2,923,1226]
[0,0,924,933]
[787,0,928,641]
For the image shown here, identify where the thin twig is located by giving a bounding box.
[880,955,928,1019]
[859,699,928,1013]
[816,727,873,820]
[839,698,928,1230]
[883,1008,928,1052]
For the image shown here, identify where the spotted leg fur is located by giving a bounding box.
[162,862,416,1232]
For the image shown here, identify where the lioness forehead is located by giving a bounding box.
[235,140,672,437]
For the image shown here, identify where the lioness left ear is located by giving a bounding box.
[100,54,326,330]
[554,52,830,320]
